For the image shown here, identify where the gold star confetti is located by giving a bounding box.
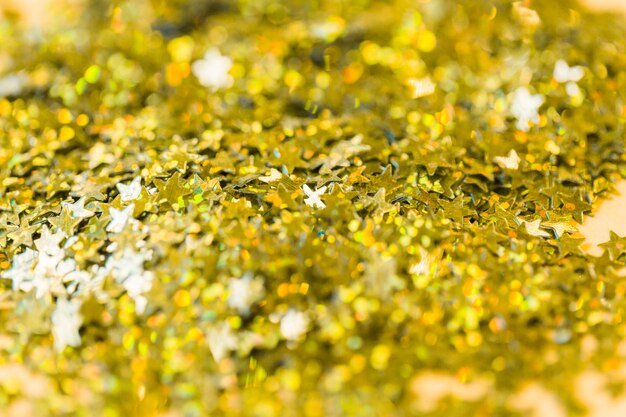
[521,218,551,238]
[543,218,578,239]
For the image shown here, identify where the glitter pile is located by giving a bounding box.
[1,0,626,415]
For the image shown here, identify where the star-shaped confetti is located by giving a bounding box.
[494,149,521,170]
[106,204,135,233]
[1,248,37,291]
[51,297,82,352]
[599,231,626,261]
[154,172,191,206]
[116,176,142,202]
[61,197,95,219]
[191,48,233,91]
[6,220,41,248]
[510,86,544,131]
[543,218,578,239]
[280,309,309,341]
[34,226,64,255]
[302,184,327,209]
[48,207,83,237]
[520,218,551,238]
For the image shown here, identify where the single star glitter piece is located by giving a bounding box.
[280,309,309,341]
[70,173,110,201]
[1,248,37,291]
[207,322,238,362]
[302,184,327,209]
[553,60,584,84]
[48,207,82,237]
[154,172,191,205]
[191,48,233,91]
[437,195,469,225]
[510,86,544,131]
[106,204,135,233]
[364,188,397,222]
[46,173,72,199]
[258,168,283,183]
[599,231,626,261]
[34,226,64,256]
[494,149,521,170]
[407,76,436,98]
[317,134,371,174]
[116,176,142,202]
[106,247,153,313]
[0,73,26,97]
[521,219,551,238]
[557,235,585,259]
[32,247,76,299]
[51,297,82,352]
[6,221,41,248]
[553,60,585,97]
[61,197,95,219]
[542,219,578,239]
[409,247,437,277]
[227,274,265,316]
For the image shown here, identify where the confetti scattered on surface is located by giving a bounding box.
[1,0,626,416]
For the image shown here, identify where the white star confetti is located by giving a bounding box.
[0,73,26,97]
[226,274,265,316]
[207,322,238,362]
[565,82,580,97]
[34,226,64,256]
[510,86,544,132]
[191,48,233,91]
[258,168,283,183]
[407,77,436,98]
[2,234,77,298]
[553,60,584,97]
[553,60,584,84]
[311,17,345,42]
[116,176,142,202]
[280,309,309,341]
[32,251,75,299]
[302,184,327,209]
[106,247,153,313]
[409,248,433,276]
[51,297,82,352]
[61,197,94,219]
[494,149,521,170]
[1,248,37,292]
[106,204,135,233]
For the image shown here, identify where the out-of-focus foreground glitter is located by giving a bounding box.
[1,0,626,416]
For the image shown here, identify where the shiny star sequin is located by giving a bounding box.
[106,204,135,233]
[494,149,521,170]
[191,48,233,90]
[521,219,551,238]
[116,176,142,202]
[61,197,95,219]
[510,86,544,131]
[51,297,82,352]
[302,184,327,209]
